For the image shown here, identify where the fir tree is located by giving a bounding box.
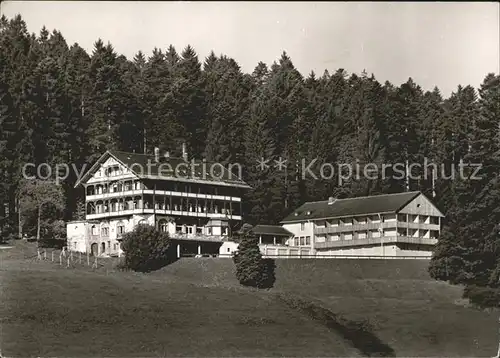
[233,224,272,288]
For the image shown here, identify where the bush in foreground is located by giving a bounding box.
[233,224,275,289]
[119,224,173,272]
[463,285,500,308]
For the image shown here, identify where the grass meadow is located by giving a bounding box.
[0,240,498,357]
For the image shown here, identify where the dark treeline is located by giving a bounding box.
[1,15,499,288]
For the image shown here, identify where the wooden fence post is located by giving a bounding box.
[87,252,90,266]
[51,251,54,262]
[495,315,500,358]
[67,256,70,268]
[59,253,62,265]
[43,251,47,260]
[79,252,82,264]
[37,249,41,261]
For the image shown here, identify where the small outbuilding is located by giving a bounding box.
[251,224,293,245]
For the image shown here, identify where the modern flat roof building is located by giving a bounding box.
[280,191,444,258]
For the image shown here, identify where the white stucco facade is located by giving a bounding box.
[280,192,444,258]
[67,149,250,257]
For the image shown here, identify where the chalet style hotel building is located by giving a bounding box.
[67,145,251,257]
[279,191,444,258]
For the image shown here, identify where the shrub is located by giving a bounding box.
[463,285,500,308]
[120,224,173,272]
[233,224,275,289]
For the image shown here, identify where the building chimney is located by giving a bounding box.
[328,197,336,205]
[154,147,160,162]
[182,143,188,161]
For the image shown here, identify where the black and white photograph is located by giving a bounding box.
[0,1,499,357]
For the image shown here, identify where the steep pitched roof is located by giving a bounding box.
[75,150,251,189]
[252,224,293,237]
[280,191,423,223]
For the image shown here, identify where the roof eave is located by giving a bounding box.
[139,174,251,189]
[280,210,397,224]
[74,151,113,188]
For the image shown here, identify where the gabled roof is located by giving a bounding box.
[75,150,251,189]
[252,224,293,237]
[281,191,425,223]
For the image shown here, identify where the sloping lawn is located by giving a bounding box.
[155,257,500,357]
[1,242,498,357]
[0,244,358,357]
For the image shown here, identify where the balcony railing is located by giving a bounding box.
[86,209,242,221]
[86,189,242,202]
[314,236,438,249]
[169,233,228,242]
[314,221,440,234]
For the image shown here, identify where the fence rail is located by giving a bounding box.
[262,254,431,260]
[32,247,119,270]
[31,247,430,263]
[214,252,430,260]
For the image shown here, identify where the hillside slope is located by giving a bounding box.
[1,242,498,357]
[0,254,359,357]
[155,257,499,357]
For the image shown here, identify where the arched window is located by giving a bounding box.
[91,225,98,236]
[138,219,147,225]
[158,219,168,233]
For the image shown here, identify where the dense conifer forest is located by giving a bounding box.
[0,15,499,292]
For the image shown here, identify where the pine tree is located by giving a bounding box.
[143,48,176,153]
[87,40,141,159]
[0,72,18,233]
[335,74,387,197]
[233,224,271,288]
[176,45,207,157]
[243,110,277,224]
[0,15,39,227]
[204,55,250,165]
[429,74,500,287]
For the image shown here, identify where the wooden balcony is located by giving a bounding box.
[86,209,242,221]
[169,233,227,243]
[86,189,242,202]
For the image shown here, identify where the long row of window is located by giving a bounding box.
[88,200,238,216]
[301,215,440,231]
[315,228,440,243]
[87,180,237,197]
[91,221,228,238]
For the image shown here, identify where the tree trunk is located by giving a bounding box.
[36,204,41,241]
[18,194,22,239]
